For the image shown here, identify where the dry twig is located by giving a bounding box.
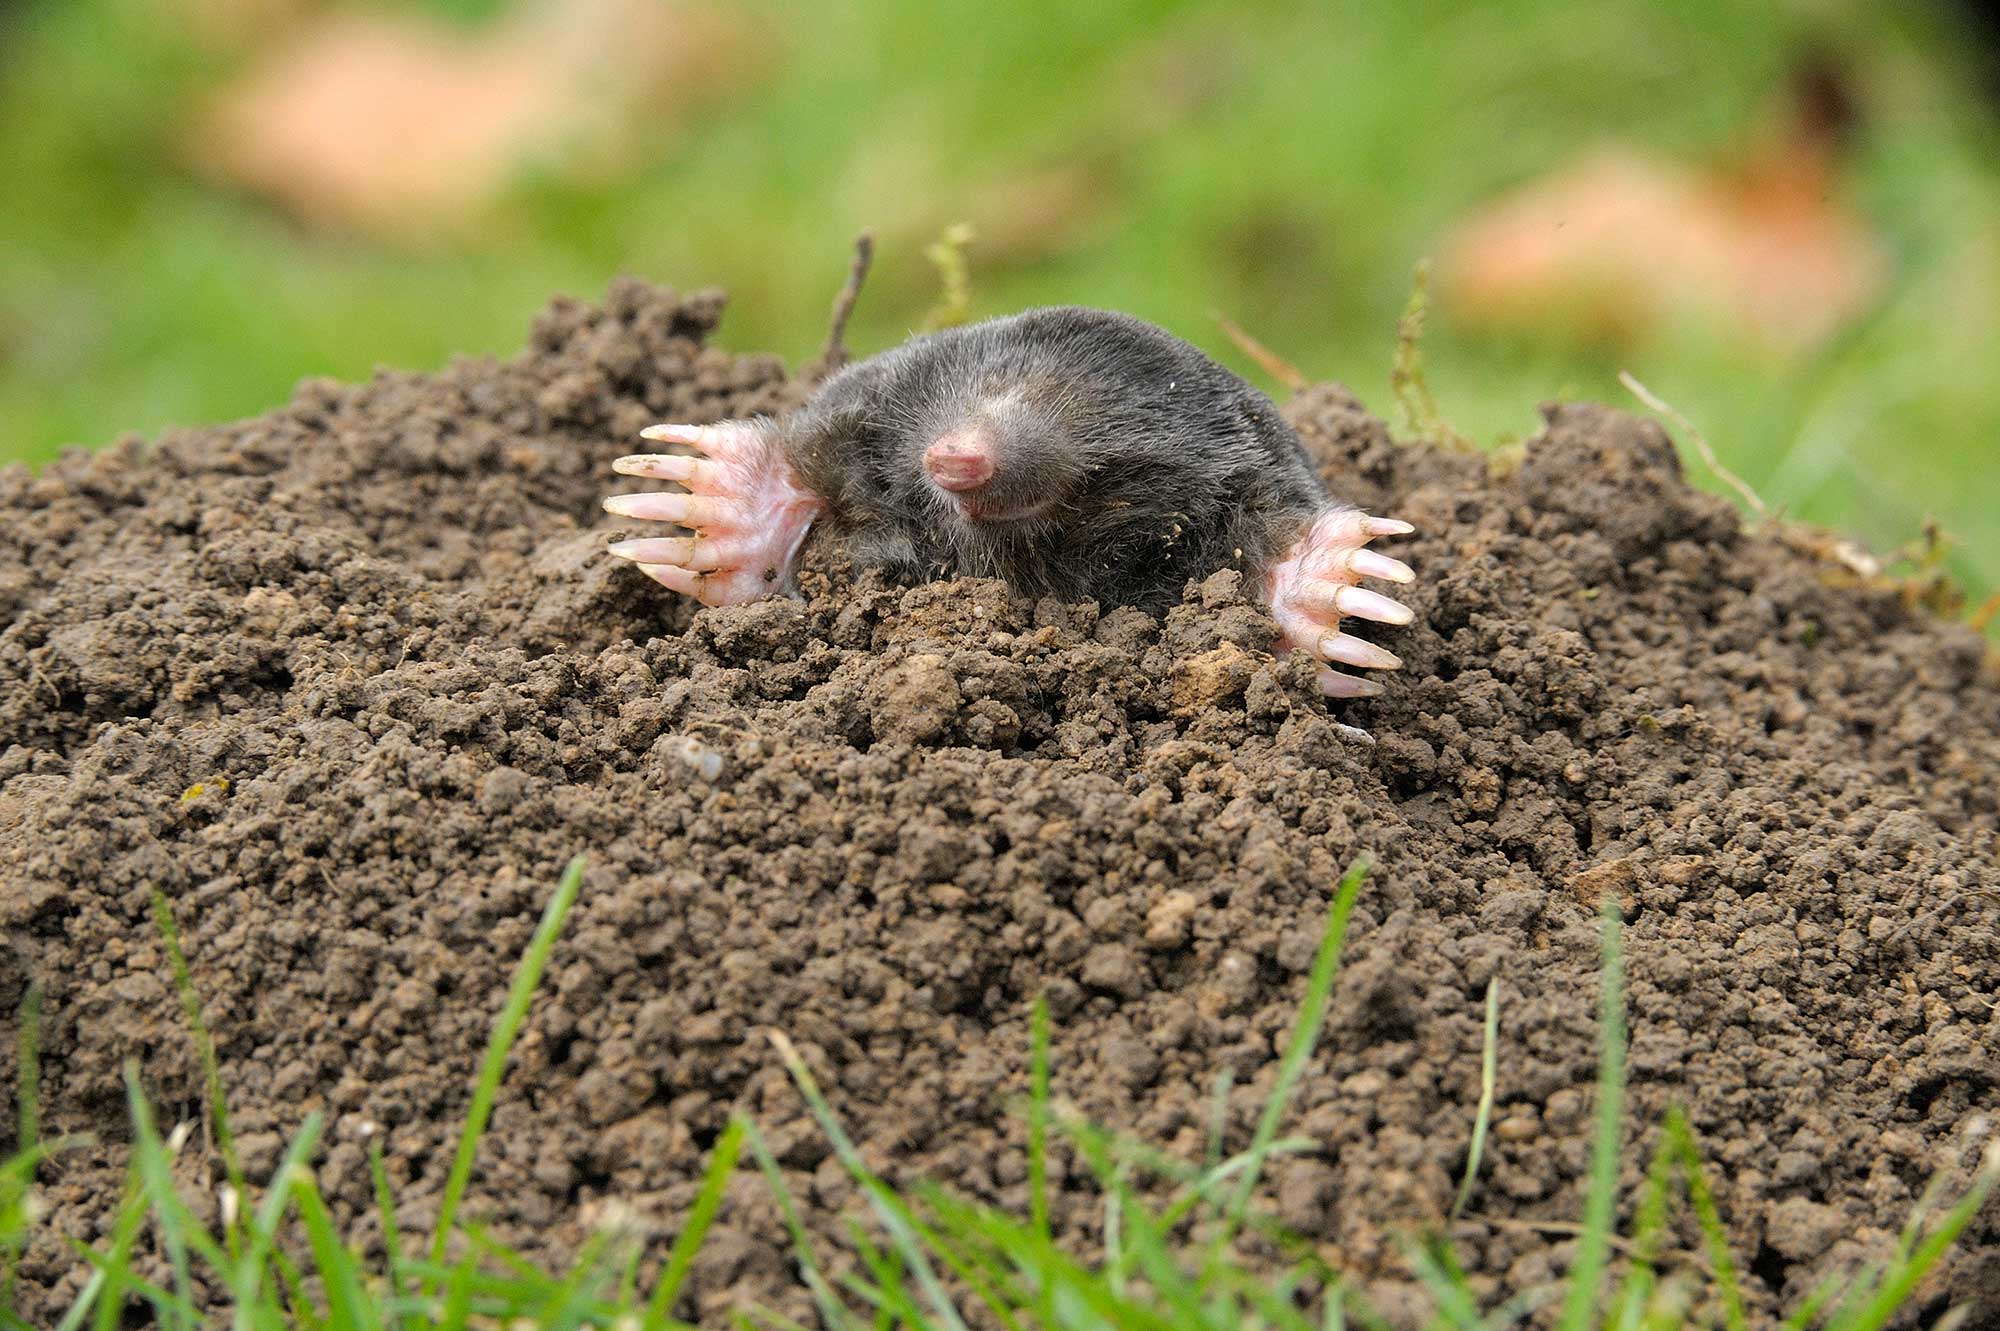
[1212,309,1307,394]
[814,231,876,376]
[1461,1214,1719,1280]
[1618,371,1769,520]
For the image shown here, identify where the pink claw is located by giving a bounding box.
[604,421,824,606]
[1345,549,1415,584]
[1261,506,1418,702]
[1318,669,1386,698]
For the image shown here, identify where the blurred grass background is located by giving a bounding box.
[2,0,1996,607]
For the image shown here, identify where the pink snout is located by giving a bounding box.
[923,433,996,493]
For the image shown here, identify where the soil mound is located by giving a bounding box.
[3,281,1997,1326]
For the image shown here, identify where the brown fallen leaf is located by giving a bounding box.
[189,0,763,237]
[1438,58,1886,355]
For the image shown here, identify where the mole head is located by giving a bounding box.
[915,389,1084,526]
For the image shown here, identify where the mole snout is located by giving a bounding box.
[919,423,1052,523]
[922,427,998,493]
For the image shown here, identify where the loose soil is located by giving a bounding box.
[3,280,1997,1328]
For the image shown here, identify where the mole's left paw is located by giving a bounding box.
[1261,507,1417,699]
[604,421,824,606]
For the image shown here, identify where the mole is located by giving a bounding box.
[602,306,1417,701]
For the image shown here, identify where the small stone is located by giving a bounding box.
[668,736,725,782]
[1142,890,1198,950]
[1100,1033,1160,1090]
[109,973,168,1007]
[1542,1087,1588,1132]
[1170,641,1257,711]
[870,654,963,744]
[1569,856,1636,912]
[235,1131,284,1180]
[478,765,532,812]
[1658,857,1706,887]
[1206,948,1260,1013]
[1459,767,1502,814]
[1764,1196,1847,1261]
[1081,943,1146,999]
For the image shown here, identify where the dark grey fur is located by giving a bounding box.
[772,306,1334,615]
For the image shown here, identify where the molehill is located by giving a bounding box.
[2,281,1997,1326]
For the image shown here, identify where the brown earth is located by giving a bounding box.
[2,280,1998,1328]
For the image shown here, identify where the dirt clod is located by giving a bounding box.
[2,280,1997,1326]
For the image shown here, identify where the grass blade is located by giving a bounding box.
[836,1218,923,1325]
[2,982,44,1313]
[1663,1113,1747,1331]
[1211,856,1369,1264]
[769,1030,969,1331]
[290,1168,382,1331]
[743,1118,852,1331]
[911,1180,1038,1311]
[1401,1235,1482,1331]
[226,1114,320,1331]
[1103,1160,1127,1298]
[533,1226,617,1330]
[645,1116,746,1325]
[856,1181,1025,1331]
[369,1139,407,1331]
[922,1189,1182,1331]
[438,1251,478,1331]
[1605,1123,1678,1331]
[1555,894,1626,1331]
[616,1229,646,1313]
[429,854,585,1268]
[456,1220,546,1281]
[122,1065,215,1330]
[268,1244,317,1331]
[1450,978,1500,1220]
[1204,1067,1236,1176]
[1824,1139,2000,1331]
[1028,996,1051,1243]
[64,1244,196,1324]
[1782,1272,1846,1331]
[1633,1273,1692,1331]
[1062,1108,1210,1329]
[74,1167,149,1331]
[152,890,246,1255]
[1224,1264,1319,1331]
[1025,995,1058,1331]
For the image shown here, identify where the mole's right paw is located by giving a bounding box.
[604,422,824,606]
[1260,507,1417,699]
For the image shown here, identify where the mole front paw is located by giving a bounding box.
[604,421,824,607]
[1260,507,1417,699]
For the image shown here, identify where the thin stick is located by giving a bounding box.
[1458,1215,1719,1280]
[1619,371,1769,519]
[818,231,876,372]
[1213,310,1307,393]
[1884,889,2000,946]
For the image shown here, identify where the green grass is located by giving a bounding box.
[4,856,1997,1329]
[1,0,1997,608]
